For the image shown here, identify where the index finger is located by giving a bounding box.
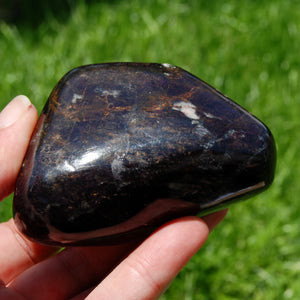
[0,96,57,283]
[0,95,38,200]
[0,219,58,284]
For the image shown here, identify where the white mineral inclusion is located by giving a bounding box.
[111,157,126,180]
[94,87,121,98]
[203,112,221,120]
[172,101,200,120]
[71,93,83,104]
[172,101,212,139]
[101,90,120,98]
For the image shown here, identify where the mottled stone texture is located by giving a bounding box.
[13,63,276,246]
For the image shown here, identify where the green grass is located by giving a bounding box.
[0,0,299,298]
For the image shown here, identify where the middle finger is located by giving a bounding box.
[8,241,138,300]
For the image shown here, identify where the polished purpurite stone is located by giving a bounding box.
[13,63,276,246]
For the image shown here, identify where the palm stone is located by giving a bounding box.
[13,63,276,246]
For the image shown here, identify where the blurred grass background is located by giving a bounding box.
[0,0,299,299]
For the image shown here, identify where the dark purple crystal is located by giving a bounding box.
[13,63,276,246]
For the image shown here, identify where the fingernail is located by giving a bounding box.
[0,95,32,129]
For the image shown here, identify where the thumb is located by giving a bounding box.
[0,95,38,200]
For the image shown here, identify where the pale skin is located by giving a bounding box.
[0,96,227,300]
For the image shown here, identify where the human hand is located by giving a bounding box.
[0,96,227,300]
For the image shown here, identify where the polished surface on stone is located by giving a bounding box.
[13,63,276,246]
